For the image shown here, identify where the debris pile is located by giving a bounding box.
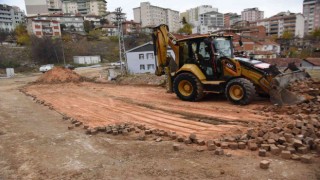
[63,111,319,163]
[36,67,84,83]
[257,78,320,115]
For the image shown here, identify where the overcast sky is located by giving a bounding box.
[1,0,304,19]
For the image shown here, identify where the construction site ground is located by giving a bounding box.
[0,71,319,179]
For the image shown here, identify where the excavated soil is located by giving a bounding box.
[24,81,269,139]
[36,67,84,84]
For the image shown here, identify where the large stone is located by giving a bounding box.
[300,155,312,163]
[261,144,270,151]
[297,146,308,154]
[173,143,180,151]
[221,142,229,149]
[293,139,303,148]
[229,142,238,150]
[281,150,292,159]
[189,133,197,142]
[270,145,281,155]
[248,142,258,151]
[238,142,246,149]
[207,143,216,151]
[214,148,224,155]
[259,149,267,157]
[260,160,270,169]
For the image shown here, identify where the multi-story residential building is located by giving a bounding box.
[180,5,218,26]
[256,12,305,38]
[105,11,126,25]
[30,19,61,37]
[25,0,62,16]
[122,20,141,35]
[133,2,180,32]
[224,13,241,28]
[62,0,107,16]
[193,11,224,34]
[241,8,264,22]
[303,0,320,34]
[25,0,106,16]
[0,4,25,32]
[27,14,84,32]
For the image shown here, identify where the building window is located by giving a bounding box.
[147,64,154,70]
[139,54,144,59]
[140,64,145,70]
[146,53,154,59]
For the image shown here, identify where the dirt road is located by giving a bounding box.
[0,75,319,179]
[25,82,268,139]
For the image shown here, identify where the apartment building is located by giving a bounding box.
[241,8,264,22]
[27,14,84,32]
[224,13,241,28]
[31,19,61,37]
[122,20,141,35]
[25,0,106,16]
[0,4,25,32]
[180,5,218,26]
[105,11,126,25]
[133,2,180,32]
[62,0,107,16]
[25,0,62,16]
[256,12,305,38]
[303,0,320,34]
[192,11,224,34]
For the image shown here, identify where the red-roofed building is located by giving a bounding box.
[260,58,302,68]
[31,19,61,38]
[122,20,141,35]
[302,58,320,69]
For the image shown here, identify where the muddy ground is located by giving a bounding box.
[0,74,319,179]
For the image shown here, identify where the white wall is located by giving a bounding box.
[126,50,175,74]
[73,56,101,64]
[295,14,305,38]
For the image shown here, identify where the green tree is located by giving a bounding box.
[100,18,109,25]
[177,23,193,34]
[181,17,187,24]
[88,29,102,40]
[281,30,294,40]
[0,29,10,44]
[84,20,93,33]
[311,27,320,38]
[60,24,66,32]
[14,24,30,45]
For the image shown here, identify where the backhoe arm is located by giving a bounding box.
[152,24,177,76]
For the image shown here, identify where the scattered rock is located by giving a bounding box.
[260,160,270,169]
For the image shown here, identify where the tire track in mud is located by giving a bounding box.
[26,87,246,138]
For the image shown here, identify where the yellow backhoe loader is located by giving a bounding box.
[152,24,309,105]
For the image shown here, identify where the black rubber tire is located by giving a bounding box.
[173,73,204,101]
[225,78,256,105]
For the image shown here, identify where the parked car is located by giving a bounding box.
[110,61,125,66]
[64,64,75,70]
[39,64,54,73]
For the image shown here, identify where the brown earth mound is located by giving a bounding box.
[36,67,84,83]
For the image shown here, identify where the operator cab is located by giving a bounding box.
[179,36,234,80]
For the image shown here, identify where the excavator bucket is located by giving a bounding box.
[269,71,310,105]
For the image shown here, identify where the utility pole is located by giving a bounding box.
[115,7,127,75]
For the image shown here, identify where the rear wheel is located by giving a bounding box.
[173,73,204,101]
[225,78,255,105]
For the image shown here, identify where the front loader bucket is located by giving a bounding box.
[269,71,310,105]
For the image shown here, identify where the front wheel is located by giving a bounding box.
[173,73,204,101]
[225,78,256,105]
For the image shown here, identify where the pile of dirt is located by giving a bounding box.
[116,74,165,86]
[36,67,84,84]
[257,78,320,116]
